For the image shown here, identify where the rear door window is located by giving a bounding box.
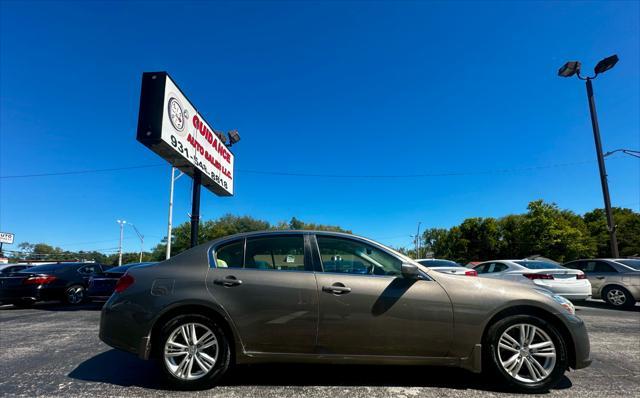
[245,235,307,271]
[214,240,244,269]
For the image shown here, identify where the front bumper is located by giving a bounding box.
[564,313,592,369]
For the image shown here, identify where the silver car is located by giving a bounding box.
[563,259,640,308]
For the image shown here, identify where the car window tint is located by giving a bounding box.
[482,263,507,273]
[584,261,617,273]
[215,240,244,268]
[474,264,488,274]
[78,265,98,275]
[317,236,402,276]
[245,236,306,271]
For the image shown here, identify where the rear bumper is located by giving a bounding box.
[99,295,152,359]
[0,285,63,303]
[533,280,591,300]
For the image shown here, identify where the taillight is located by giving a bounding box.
[114,274,135,293]
[523,273,554,280]
[577,273,587,280]
[23,275,57,285]
[464,270,478,276]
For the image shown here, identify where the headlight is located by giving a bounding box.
[534,288,575,315]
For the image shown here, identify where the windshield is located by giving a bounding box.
[616,259,640,270]
[417,259,463,267]
[514,260,564,270]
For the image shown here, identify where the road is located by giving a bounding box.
[0,300,638,397]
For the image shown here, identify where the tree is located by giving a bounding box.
[584,208,640,257]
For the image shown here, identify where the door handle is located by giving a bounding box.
[322,283,351,295]
[214,276,243,287]
[596,276,605,280]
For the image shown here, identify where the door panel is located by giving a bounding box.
[315,273,453,356]
[206,235,318,354]
[207,268,318,353]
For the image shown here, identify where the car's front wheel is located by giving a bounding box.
[484,314,568,393]
[157,314,231,390]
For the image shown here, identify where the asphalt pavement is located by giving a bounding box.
[0,300,638,397]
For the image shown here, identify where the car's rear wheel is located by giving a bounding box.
[484,314,568,393]
[157,314,231,390]
[603,285,635,309]
[64,285,85,305]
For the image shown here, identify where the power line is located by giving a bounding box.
[0,164,165,179]
[0,159,608,180]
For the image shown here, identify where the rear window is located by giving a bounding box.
[18,264,71,274]
[616,260,640,270]
[417,259,463,267]
[514,261,563,270]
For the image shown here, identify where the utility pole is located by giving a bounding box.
[166,167,184,259]
[116,220,126,266]
[585,79,619,258]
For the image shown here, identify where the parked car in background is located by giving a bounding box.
[0,262,108,306]
[415,259,477,276]
[472,260,591,301]
[0,264,33,275]
[563,259,640,308]
[88,262,158,301]
[101,231,591,392]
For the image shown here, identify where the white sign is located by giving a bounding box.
[0,232,14,244]
[161,76,234,195]
[137,72,235,196]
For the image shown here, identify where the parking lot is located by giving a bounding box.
[0,300,637,397]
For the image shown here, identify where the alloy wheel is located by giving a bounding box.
[497,323,556,383]
[66,286,84,304]
[606,289,627,306]
[164,322,219,381]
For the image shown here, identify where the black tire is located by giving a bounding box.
[602,285,635,309]
[156,314,231,390]
[483,314,569,393]
[63,285,86,305]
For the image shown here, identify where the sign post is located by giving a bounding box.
[136,72,236,247]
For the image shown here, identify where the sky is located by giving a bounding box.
[1,1,639,255]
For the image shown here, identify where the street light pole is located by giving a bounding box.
[116,220,126,266]
[415,222,422,258]
[166,167,184,260]
[585,78,619,258]
[129,223,144,263]
[558,54,620,258]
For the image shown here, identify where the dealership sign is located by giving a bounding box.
[0,232,14,244]
[136,72,234,196]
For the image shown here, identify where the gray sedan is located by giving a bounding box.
[563,258,640,308]
[100,231,591,392]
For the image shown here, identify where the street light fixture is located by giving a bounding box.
[558,61,581,78]
[558,54,620,257]
[227,130,241,147]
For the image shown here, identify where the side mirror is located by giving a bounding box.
[401,263,420,279]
